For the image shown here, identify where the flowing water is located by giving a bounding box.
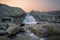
[13,29,48,40]
[13,29,60,40]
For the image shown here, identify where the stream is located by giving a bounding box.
[13,29,48,40]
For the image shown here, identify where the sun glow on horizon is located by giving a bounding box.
[0,0,60,12]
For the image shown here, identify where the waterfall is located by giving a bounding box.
[23,13,37,24]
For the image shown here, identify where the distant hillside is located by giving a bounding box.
[29,10,60,23]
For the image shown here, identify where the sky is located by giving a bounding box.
[0,0,60,12]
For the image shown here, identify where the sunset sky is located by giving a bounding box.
[0,0,60,12]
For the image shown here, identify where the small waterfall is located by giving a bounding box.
[23,13,37,25]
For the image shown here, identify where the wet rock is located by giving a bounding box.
[20,23,25,27]
[0,30,6,36]
[43,23,60,35]
[29,27,50,37]
[0,36,12,40]
[47,36,60,40]
[27,23,60,37]
[19,28,25,32]
[0,23,9,30]
[6,23,20,34]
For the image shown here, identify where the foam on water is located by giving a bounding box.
[23,13,37,24]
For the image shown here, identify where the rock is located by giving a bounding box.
[0,36,12,40]
[26,23,60,37]
[0,4,25,16]
[29,27,49,37]
[0,30,6,36]
[43,23,60,35]
[0,23,9,30]
[29,10,60,23]
[6,23,20,34]
[0,4,26,23]
[47,36,60,40]
[20,23,25,26]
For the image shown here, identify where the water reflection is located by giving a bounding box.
[26,29,48,40]
[27,29,40,40]
[40,38,48,40]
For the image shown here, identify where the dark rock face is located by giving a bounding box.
[0,4,25,16]
[0,4,26,23]
[0,4,26,36]
[29,10,60,23]
[0,36,12,40]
